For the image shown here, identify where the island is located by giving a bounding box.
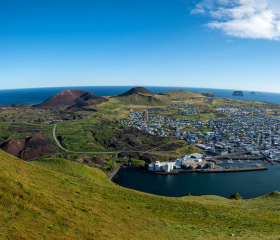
[232,91,244,96]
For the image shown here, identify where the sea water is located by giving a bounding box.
[0,86,280,106]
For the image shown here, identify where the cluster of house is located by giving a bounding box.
[119,108,208,139]
[148,153,212,173]
[214,104,266,115]
[200,105,280,158]
[172,104,197,115]
[119,104,280,159]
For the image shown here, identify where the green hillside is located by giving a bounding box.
[1,149,280,239]
[194,91,215,97]
[158,89,203,100]
[116,92,167,105]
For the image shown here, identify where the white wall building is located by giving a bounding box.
[148,153,203,173]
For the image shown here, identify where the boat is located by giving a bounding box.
[251,164,262,168]
[227,159,233,164]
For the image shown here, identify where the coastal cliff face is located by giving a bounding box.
[35,90,108,109]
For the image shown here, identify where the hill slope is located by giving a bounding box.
[118,87,154,96]
[116,87,166,105]
[194,91,215,97]
[0,133,58,160]
[35,90,108,109]
[1,150,280,239]
[158,89,204,100]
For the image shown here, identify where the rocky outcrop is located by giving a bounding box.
[0,133,58,160]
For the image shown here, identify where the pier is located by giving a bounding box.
[150,165,268,175]
[199,166,268,173]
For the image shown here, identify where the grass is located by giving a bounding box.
[55,119,108,152]
[1,150,280,239]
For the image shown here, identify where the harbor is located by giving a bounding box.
[147,153,268,175]
[114,160,280,199]
[150,165,267,175]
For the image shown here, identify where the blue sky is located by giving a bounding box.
[1,0,280,92]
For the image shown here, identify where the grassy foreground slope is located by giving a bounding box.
[1,150,280,239]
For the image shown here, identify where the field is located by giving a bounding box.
[1,149,280,239]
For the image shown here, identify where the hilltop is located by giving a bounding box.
[118,87,154,96]
[1,149,280,239]
[116,87,166,105]
[35,90,108,109]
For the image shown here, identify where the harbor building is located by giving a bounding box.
[148,154,204,173]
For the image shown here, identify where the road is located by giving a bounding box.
[52,124,183,157]
[111,152,118,169]
[53,124,70,152]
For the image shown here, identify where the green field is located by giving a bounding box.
[1,150,280,239]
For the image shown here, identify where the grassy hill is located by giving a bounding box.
[194,91,215,97]
[116,93,166,106]
[115,87,166,106]
[1,150,280,239]
[158,89,203,100]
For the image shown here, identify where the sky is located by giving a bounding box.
[1,0,280,92]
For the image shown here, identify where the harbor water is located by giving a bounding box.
[113,161,280,199]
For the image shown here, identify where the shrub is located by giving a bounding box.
[229,193,243,200]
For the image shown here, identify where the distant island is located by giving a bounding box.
[250,92,256,94]
[232,91,244,96]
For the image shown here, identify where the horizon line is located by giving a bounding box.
[0,85,279,94]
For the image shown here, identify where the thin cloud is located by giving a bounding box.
[192,0,280,40]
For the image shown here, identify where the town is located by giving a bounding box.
[119,103,280,168]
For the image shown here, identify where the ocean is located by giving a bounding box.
[0,86,280,106]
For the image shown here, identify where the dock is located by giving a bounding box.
[199,166,267,173]
[150,165,268,175]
